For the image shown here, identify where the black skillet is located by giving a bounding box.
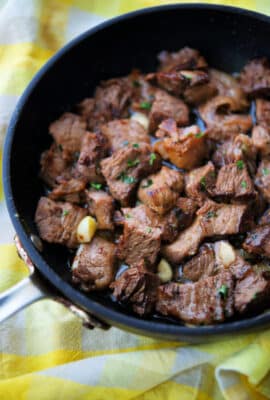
[3,4,270,342]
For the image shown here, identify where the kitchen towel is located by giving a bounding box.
[1,1,270,399]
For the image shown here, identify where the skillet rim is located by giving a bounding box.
[3,3,270,340]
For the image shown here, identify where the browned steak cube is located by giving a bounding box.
[156,272,234,324]
[74,132,109,183]
[138,166,184,215]
[111,266,160,315]
[116,209,162,267]
[158,47,208,72]
[234,271,270,314]
[40,143,71,188]
[86,190,114,230]
[72,237,116,291]
[252,125,270,157]
[100,119,150,152]
[101,143,161,206]
[255,159,270,202]
[185,162,216,206]
[243,225,270,258]
[35,197,87,248]
[174,197,198,230]
[256,98,270,127]
[49,113,87,160]
[49,178,86,203]
[213,162,255,200]
[240,58,270,97]
[149,89,189,132]
[182,243,217,282]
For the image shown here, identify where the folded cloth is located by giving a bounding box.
[0,1,270,399]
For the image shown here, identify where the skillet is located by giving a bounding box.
[3,3,270,342]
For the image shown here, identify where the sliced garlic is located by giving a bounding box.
[76,216,97,244]
[216,241,236,267]
[157,258,173,283]
[131,112,149,130]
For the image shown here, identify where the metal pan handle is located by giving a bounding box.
[0,235,110,330]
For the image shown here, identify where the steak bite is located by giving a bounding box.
[163,201,252,263]
[158,47,208,72]
[213,162,255,200]
[111,265,160,316]
[256,98,270,127]
[116,209,162,267]
[185,161,216,206]
[149,89,189,132]
[100,119,150,152]
[243,225,270,258]
[100,143,161,206]
[252,125,270,156]
[72,237,116,291]
[35,197,87,248]
[49,113,87,160]
[156,272,234,324]
[255,159,270,202]
[240,58,270,97]
[154,123,208,170]
[174,197,198,230]
[138,166,184,215]
[40,143,71,188]
[86,190,115,230]
[74,132,109,183]
[49,178,86,203]
[199,96,252,141]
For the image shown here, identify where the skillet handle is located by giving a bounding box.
[0,235,110,330]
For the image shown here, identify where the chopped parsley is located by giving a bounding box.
[122,140,129,146]
[195,132,204,139]
[127,158,140,167]
[58,144,63,151]
[133,143,139,148]
[218,284,228,299]
[90,182,102,190]
[236,160,244,170]
[125,213,132,219]
[146,227,152,233]
[142,179,153,188]
[119,173,136,184]
[62,210,69,217]
[132,80,141,88]
[200,177,206,190]
[253,292,258,300]
[74,151,80,161]
[206,210,217,219]
[149,153,157,165]
[140,101,152,110]
[262,167,270,176]
[240,180,247,189]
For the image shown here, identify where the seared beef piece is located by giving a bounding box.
[101,143,161,206]
[117,208,162,267]
[49,113,87,160]
[182,243,217,282]
[49,178,86,203]
[213,162,255,200]
[74,132,108,183]
[40,143,71,188]
[158,47,208,72]
[100,119,149,152]
[149,89,189,132]
[243,225,270,258]
[252,125,270,156]
[240,58,270,97]
[86,190,114,230]
[156,272,234,324]
[199,96,252,141]
[234,271,270,314]
[35,197,87,248]
[256,98,270,127]
[138,166,184,215]
[119,204,180,243]
[72,237,116,291]
[184,81,217,105]
[255,159,270,202]
[163,201,252,263]
[154,123,208,170]
[175,197,198,230]
[111,265,160,316]
[185,162,216,206]
[76,98,95,121]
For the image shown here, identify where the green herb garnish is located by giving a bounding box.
[132,80,141,88]
[241,180,247,189]
[200,177,206,190]
[127,158,140,167]
[262,167,270,176]
[58,144,63,151]
[195,132,204,139]
[133,143,139,148]
[140,101,152,110]
[142,179,153,188]
[125,213,132,219]
[62,210,69,217]
[119,173,136,184]
[236,160,244,170]
[90,182,102,190]
[206,211,217,219]
[218,284,228,299]
[149,153,157,166]
[146,227,152,233]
